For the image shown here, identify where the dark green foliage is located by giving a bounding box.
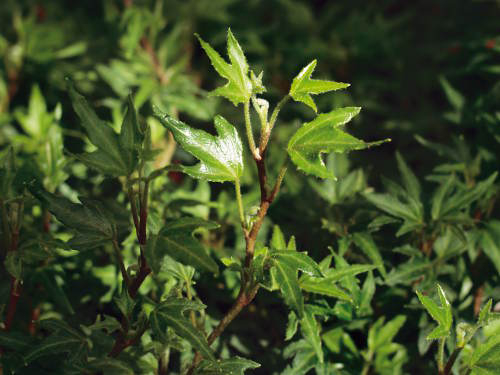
[0,1,498,374]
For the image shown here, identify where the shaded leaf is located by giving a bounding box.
[145,218,219,274]
[151,298,214,360]
[195,356,260,374]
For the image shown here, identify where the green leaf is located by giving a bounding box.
[298,276,352,302]
[480,221,500,274]
[0,331,33,351]
[119,94,143,150]
[38,270,75,315]
[323,264,376,282]
[364,192,420,222]
[195,356,260,374]
[287,107,389,178]
[196,29,252,105]
[416,284,453,340]
[431,175,455,220]
[66,79,130,175]
[4,252,22,279]
[440,172,497,217]
[273,258,304,317]
[385,257,429,286]
[271,225,287,250]
[286,311,299,340]
[73,149,128,178]
[300,305,323,363]
[151,297,214,361]
[352,232,387,278]
[271,250,322,277]
[368,315,406,352]
[29,186,115,250]
[24,333,86,364]
[155,110,243,183]
[282,340,317,375]
[469,334,500,374]
[145,218,219,275]
[439,76,465,111]
[87,358,134,375]
[289,60,350,113]
[395,152,421,202]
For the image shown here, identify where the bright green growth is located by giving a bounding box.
[416,284,453,340]
[196,29,257,106]
[154,109,244,183]
[287,107,389,179]
[289,60,349,113]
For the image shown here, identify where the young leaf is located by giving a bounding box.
[287,107,389,178]
[289,60,350,113]
[416,284,453,340]
[155,110,243,183]
[195,356,260,374]
[196,29,252,105]
[150,298,214,361]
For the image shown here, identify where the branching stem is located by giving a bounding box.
[187,98,288,374]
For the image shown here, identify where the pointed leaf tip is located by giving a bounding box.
[290,60,350,112]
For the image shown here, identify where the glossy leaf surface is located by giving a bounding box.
[155,110,243,183]
[196,29,252,105]
[416,284,452,340]
[289,60,349,113]
[288,107,388,178]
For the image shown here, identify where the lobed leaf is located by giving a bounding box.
[287,107,389,178]
[155,109,244,183]
[196,29,253,105]
[416,284,453,340]
[289,60,349,113]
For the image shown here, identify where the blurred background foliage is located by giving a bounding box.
[0,0,499,374]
